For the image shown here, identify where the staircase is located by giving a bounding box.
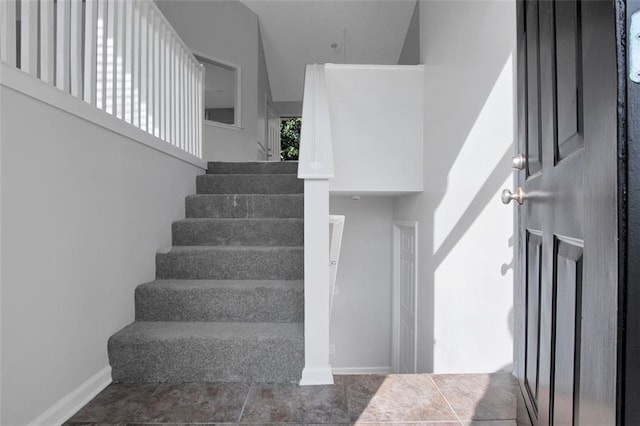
[108,161,305,383]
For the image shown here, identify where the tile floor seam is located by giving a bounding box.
[428,375,464,425]
[236,381,254,422]
[132,382,164,422]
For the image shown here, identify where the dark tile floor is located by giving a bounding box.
[64,373,532,425]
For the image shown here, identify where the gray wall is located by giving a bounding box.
[397,1,420,65]
[0,86,202,425]
[157,0,262,161]
[330,196,393,372]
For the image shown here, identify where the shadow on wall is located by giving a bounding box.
[393,0,517,373]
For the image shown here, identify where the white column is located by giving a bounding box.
[300,178,334,386]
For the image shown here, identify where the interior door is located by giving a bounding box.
[267,103,281,162]
[514,1,618,425]
[392,221,418,374]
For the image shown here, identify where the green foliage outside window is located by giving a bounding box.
[280,117,301,161]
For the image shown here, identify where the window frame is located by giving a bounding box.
[193,51,242,130]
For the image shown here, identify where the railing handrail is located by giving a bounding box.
[146,0,201,69]
[0,0,204,159]
[298,64,334,179]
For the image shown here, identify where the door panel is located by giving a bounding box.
[553,0,583,162]
[525,231,543,414]
[393,222,418,374]
[526,0,543,177]
[552,239,583,426]
[515,1,617,425]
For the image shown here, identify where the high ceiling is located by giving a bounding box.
[241,0,417,102]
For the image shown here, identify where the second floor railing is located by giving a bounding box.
[0,0,203,158]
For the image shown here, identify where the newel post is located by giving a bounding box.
[298,64,334,385]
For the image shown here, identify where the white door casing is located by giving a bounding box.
[392,221,418,373]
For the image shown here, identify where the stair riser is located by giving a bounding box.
[136,286,303,322]
[156,249,304,280]
[109,337,303,383]
[172,220,303,246]
[196,174,303,194]
[207,161,298,175]
[185,195,304,219]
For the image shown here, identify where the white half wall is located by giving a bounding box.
[329,196,393,372]
[326,65,423,195]
[393,0,516,373]
[0,85,202,425]
[157,0,260,161]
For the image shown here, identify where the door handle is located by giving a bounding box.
[512,154,527,170]
[501,187,525,205]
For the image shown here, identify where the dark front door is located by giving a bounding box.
[514,0,618,424]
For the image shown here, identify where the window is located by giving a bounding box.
[195,54,240,128]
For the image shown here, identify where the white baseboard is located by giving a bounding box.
[332,366,392,375]
[28,366,112,426]
[299,366,334,385]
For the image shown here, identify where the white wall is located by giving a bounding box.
[157,0,260,161]
[393,0,516,373]
[326,65,423,194]
[0,86,202,425]
[329,196,393,373]
[257,27,273,158]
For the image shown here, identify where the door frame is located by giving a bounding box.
[391,220,418,374]
[618,0,640,424]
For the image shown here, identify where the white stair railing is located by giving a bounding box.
[298,64,335,386]
[329,214,345,317]
[0,0,203,158]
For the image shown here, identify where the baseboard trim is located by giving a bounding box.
[299,366,334,385]
[28,366,112,426]
[332,366,392,375]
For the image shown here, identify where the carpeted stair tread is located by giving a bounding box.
[172,218,304,246]
[185,194,304,218]
[135,279,303,322]
[207,161,298,175]
[196,174,303,194]
[108,321,304,383]
[156,246,303,280]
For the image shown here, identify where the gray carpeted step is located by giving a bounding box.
[185,194,304,219]
[172,218,304,246]
[196,174,303,194]
[108,321,303,383]
[156,246,303,280]
[135,280,303,322]
[207,161,298,175]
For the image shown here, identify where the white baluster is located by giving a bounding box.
[147,9,155,133]
[0,0,17,66]
[70,0,83,97]
[124,0,134,123]
[40,0,55,84]
[154,20,161,138]
[139,1,148,131]
[84,0,98,104]
[187,60,193,154]
[96,0,108,110]
[21,0,38,76]
[105,0,116,113]
[171,38,177,146]
[132,0,141,127]
[198,65,204,157]
[115,0,125,119]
